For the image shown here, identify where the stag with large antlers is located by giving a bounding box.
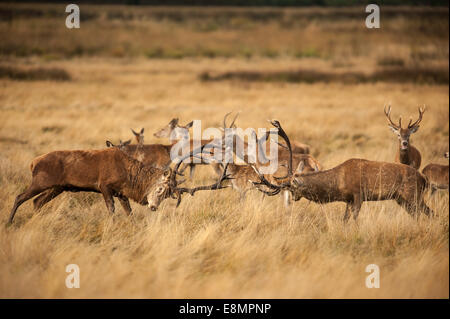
[251,120,433,221]
[215,112,321,206]
[384,105,426,170]
[8,144,230,224]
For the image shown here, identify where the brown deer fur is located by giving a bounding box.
[421,152,449,195]
[10,148,174,224]
[384,105,425,170]
[292,159,432,221]
[251,120,433,221]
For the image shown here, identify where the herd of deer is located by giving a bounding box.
[7,106,449,225]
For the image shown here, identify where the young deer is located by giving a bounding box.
[153,118,222,178]
[422,151,449,195]
[8,144,231,224]
[251,120,433,221]
[105,133,172,169]
[384,105,426,170]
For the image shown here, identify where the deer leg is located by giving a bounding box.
[260,192,265,203]
[343,203,351,223]
[350,196,362,221]
[239,190,248,201]
[283,190,291,208]
[99,185,115,214]
[33,187,63,210]
[395,197,423,218]
[429,186,437,197]
[418,199,434,217]
[189,164,196,179]
[8,184,47,224]
[117,196,132,216]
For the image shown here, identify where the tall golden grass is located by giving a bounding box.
[0,4,448,298]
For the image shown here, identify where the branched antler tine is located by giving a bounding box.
[250,164,281,190]
[179,163,232,196]
[408,105,426,129]
[269,120,293,178]
[173,143,207,176]
[229,111,240,128]
[384,104,400,129]
[275,141,288,149]
[253,185,281,196]
[223,112,232,130]
[175,190,182,207]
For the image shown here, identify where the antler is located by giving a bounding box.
[384,105,402,130]
[171,143,232,207]
[250,120,293,193]
[223,111,240,130]
[407,105,426,129]
[269,120,293,179]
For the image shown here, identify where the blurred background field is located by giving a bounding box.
[0,3,448,298]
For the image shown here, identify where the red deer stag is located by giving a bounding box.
[8,144,231,224]
[422,151,449,195]
[251,120,433,221]
[384,105,425,170]
[217,114,321,207]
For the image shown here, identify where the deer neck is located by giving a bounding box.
[119,152,161,204]
[295,171,339,203]
[398,146,411,165]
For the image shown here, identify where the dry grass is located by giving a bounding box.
[0,4,448,299]
[0,57,448,298]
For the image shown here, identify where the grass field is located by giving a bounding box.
[0,4,448,298]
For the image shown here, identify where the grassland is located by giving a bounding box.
[0,4,448,298]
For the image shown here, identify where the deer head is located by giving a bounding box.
[131,128,145,145]
[106,139,131,150]
[144,144,231,211]
[384,105,426,151]
[146,168,176,211]
[153,118,193,140]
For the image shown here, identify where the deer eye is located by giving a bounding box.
[157,186,165,194]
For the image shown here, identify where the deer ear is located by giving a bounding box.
[388,125,399,134]
[185,121,193,129]
[140,128,144,134]
[162,168,172,180]
[409,125,419,134]
[131,129,138,136]
[170,118,179,127]
[296,161,305,174]
[106,141,113,147]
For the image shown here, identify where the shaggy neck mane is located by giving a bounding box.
[117,150,164,204]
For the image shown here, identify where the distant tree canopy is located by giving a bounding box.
[9,0,450,6]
